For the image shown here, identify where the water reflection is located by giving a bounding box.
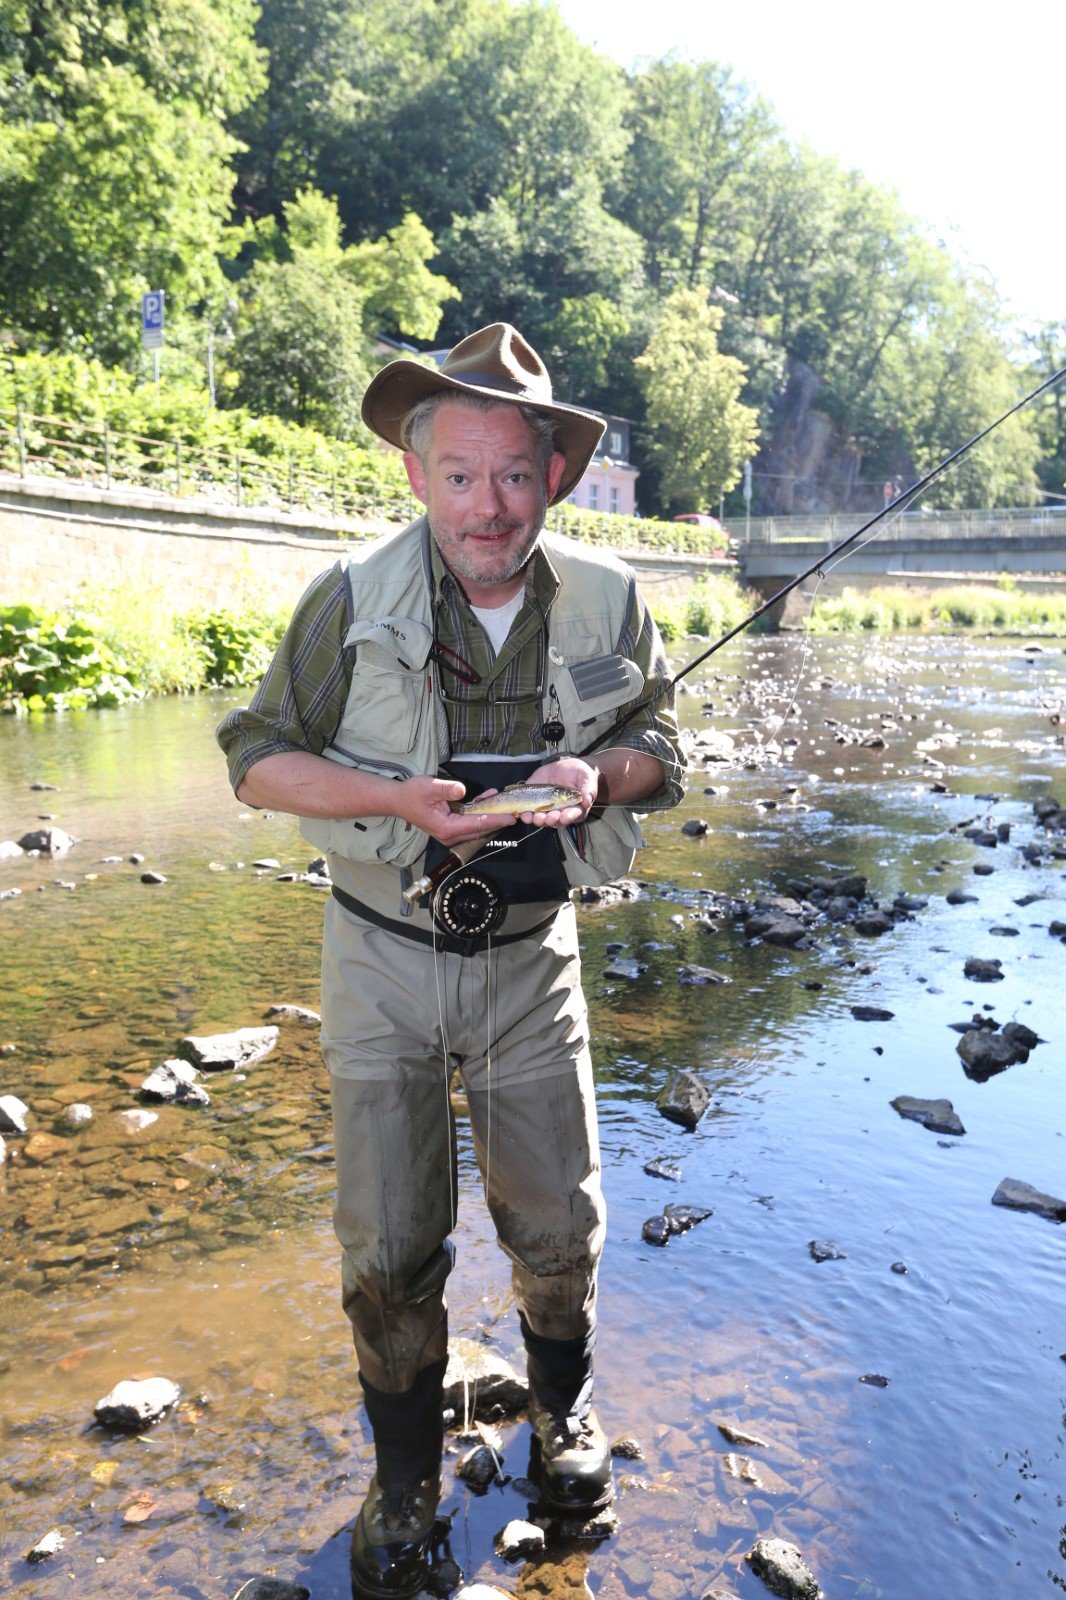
[1,635,1063,1598]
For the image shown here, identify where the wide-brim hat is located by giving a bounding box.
[361,322,606,505]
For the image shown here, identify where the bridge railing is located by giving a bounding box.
[735,508,1066,543]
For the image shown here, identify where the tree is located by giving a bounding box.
[635,289,760,512]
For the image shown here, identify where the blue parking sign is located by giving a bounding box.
[141,290,165,349]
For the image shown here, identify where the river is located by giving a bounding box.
[0,632,1063,1600]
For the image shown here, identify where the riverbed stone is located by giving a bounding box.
[656,1070,710,1131]
[23,1131,65,1164]
[264,1004,321,1025]
[611,1435,645,1459]
[0,839,21,858]
[957,1030,1023,1081]
[457,1443,502,1489]
[963,956,1003,982]
[117,1108,158,1133]
[443,1339,527,1420]
[850,1005,894,1022]
[179,1026,279,1072]
[17,826,74,854]
[26,1528,66,1563]
[746,1536,823,1599]
[141,1060,210,1106]
[891,1096,965,1136]
[946,888,979,905]
[1000,1021,1041,1052]
[605,956,647,979]
[746,913,806,946]
[854,910,894,936]
[678,963,732,984]
[494,1519,545,1559]
[140,870,167,885]
[992,1178,1066,1223]
[0,1094,29,1134]
[717,1420,770,1449]
[94,1376,180,1429]
[809,872,867,901]
[232,1581,311,1600]
[808,1240,846,1262]
[682,818,710,836]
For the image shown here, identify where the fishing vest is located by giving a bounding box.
[299,519,647,887]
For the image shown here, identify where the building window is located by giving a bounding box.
[610,486,619,513]
[609,429,623,456]
[588,482,599,509]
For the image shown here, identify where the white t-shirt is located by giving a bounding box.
[470,591,524,656]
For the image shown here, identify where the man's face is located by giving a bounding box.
[403,401,566,602]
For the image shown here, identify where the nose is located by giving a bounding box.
[472,476,507,522]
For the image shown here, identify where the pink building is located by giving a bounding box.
[568,415,639,517]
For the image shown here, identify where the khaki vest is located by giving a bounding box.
[300,519,646,886]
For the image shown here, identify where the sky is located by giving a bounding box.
[557,0,1065,328]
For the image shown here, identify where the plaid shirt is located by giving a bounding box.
[218,527,685,808]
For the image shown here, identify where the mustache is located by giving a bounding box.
[456,517,525,538]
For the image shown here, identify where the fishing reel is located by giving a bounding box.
[431,864,506,939]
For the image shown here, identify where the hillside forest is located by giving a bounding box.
[2,0,1064,517]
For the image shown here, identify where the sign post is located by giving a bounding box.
[743,458,753,542]
[141,291,165,389]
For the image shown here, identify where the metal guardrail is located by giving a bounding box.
[0,403,415,527]
[735,509,1066,544]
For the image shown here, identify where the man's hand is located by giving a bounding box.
[518,757,598,829]
[393,775,511,847]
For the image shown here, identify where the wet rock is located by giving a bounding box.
[643,1157,681,1182]
[964,828,998,847]
[1033,797,1062,821]
[180,1027,279,1072]
[63,1102,94,1127]
[307,856,329,877]
[717,1420,770,1448]
[0,886,19,900]
[808,1240,846,1263]
[656,1070,710,1131]
[988,926,1018,937]
[95,1376,180,1430]
[854,910,894,936]
[232,1582,311,1600]
[23,1131,65,1164]
[891,1096,965,1136]
[642,1215,671,1247]
[611,1436,645,1460]
[264,1004,321,1025]
[997,822,1011,842]
[746,1536,823,1599]
[677,963,732,984]
[604,953,648,981]
[140,870,167,885]
[891,1261,908,1275]
[745,914,806,947]
[252,858,281,870]
[973,861,995,876]
[1051,920,1066,941]
[0,1094,29,1135]
[26,1528,66,1564]
[141,1060,210,1107]
[681,818,710,836]
[809,872,867,901]
[946,888,979,906]
[494,1519,545,1559]
[129,852,145,864]
[443,1339,527,1419]
[850,1005,894,1022]
[117,1108,158,1133]
[991,1178,1066,1223]
[824,895,853,922]
[664,1202,712,1231]
[893,894,928,914]
[17,826,74,854]
[574,879,641,905]
[1001,1021,1041,1052]
[691,729,736,762]
[859,1373,890,1387]
[457,1443,503,1489]
[0,839,21,859]
[963,957,1003,982]
[956,1030,1023,1081]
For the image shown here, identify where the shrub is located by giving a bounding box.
[0,604,140,712]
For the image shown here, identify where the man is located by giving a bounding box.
[218,323,684,1598]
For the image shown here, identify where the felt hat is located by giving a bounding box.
[361,322,606,504]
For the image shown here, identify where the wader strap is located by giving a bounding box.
[330,883,559,957]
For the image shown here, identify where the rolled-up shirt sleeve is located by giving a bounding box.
[608,578,687,811]
[216,562,352,797]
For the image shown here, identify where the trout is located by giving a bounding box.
[454,782,582,817]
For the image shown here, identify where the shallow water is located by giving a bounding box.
[0,634,1064,1600]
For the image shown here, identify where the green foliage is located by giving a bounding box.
[0,603,140,711]
[652,574,750,642]
[186,610,286,686]
[635,288,760,512]
[806,585,1066,635]
[550,501,728,556]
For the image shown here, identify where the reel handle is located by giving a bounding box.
[402,836,484,904]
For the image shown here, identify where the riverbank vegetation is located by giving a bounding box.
[2,0,1063,518]
[806,585,1066,635]
[6,577,1064,714]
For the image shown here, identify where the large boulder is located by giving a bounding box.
[179,1027,279,1072]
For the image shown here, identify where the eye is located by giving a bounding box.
[505,472,531,485]
[445,473,467,487]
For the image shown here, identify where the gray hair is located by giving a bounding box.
[402,390,558,470]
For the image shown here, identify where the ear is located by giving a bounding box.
[403,450,428,505]
[545,450,567,503]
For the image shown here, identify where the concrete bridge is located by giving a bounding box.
[736,507,1066,583]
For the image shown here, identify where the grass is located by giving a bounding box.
[806,584,1066,634]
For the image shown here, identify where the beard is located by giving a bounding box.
[432,490,548,590]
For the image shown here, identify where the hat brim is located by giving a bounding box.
[361,359,605,505]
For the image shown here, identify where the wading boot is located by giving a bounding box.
[350,1359,446,1600]
[521,1315,613,1515]
[350,1472,441,1600]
